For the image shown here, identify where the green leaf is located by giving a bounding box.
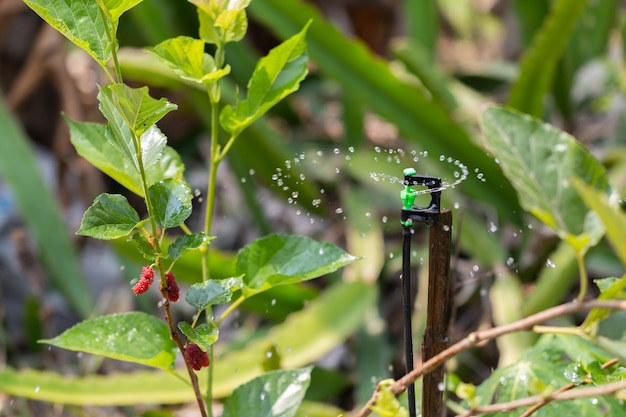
[480,105,610,252]
[220,21,310,137]
[574,179,626,266]
[185,277,243,309]
[583,275,626,327]
[563,362,587,385]
[76,193,141,239]
[102,0,144,22]
[192,0,251,45]
[99,83,177,137]
[147,179,193,228]
[23,0,111,66]
[148,36,231,87]
[40,312,177,371]
[67,117,184,196]
[222,367,313,417]
[177,322,218,352]
[508,0,587,117]
[131,232,158,262]
[0,99,91,317]
[168,233,214,260]
[370,379,409,417]
[236,234,358,297]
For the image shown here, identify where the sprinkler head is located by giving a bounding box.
[401,168,441,227]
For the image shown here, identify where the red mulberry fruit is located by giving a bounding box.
[141,266,155,281]
[132,266,155,294]
[184,343,209,370]
[165,272,179,302]
[132,277,152,294]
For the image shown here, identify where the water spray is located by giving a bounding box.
[400,167,452,417]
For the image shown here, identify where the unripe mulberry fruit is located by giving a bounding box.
[165,272,179,302]
[184,343,209,370]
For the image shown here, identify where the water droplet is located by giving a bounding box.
[299,173,306,181]
[506,257,514,266]
[437,382,445,392]
[546,259,556,268]
[249,169,255,175]
[260,392,266,401]
[312,199,321,207]
[318,248,325,255]
[499,377,507,385]
[454,202,460,209]
[240,177,247,183]
[381,216,388,223]
[439,155,445,161]
[335,208,343,214]
[291,191,299,199]
[365,212,371,217]
[389,252,394,259]
[472,265,480,272]
[194,188,202,197]
[488,222,498,233]
[443,225,450,231]
[270,299,276,306]
[348,146,355,153]
[34,386,40,393]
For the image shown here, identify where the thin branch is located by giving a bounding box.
[353,299,626,417]
[455,379,626,417]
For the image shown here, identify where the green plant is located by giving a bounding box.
[17,0,357,415]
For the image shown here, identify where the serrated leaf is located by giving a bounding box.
[102,0,144,22]
[131,232,158,262]
[480,105,610,253]
[185,277,243,309]
[220,22,310,137]
[168,233,214,260]
[99,83,177,137]
[148,36,231,87]
[147,179,192,229]
[23,0,111,66]
[77,194,140,239]
[177,322,218,352]
[67,117,183,196]
[236,234,358,297]
[40,312,177,371]
[222,367,312,417]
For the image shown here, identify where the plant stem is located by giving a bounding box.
[354,299,626,417]
[96,1,123,83]
[576,250,588,301]
[161,293,208,417]
[201,44,225,417]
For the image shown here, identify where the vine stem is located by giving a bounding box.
[353,299,626,417]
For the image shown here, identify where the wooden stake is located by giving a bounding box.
[422,209,453,417]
